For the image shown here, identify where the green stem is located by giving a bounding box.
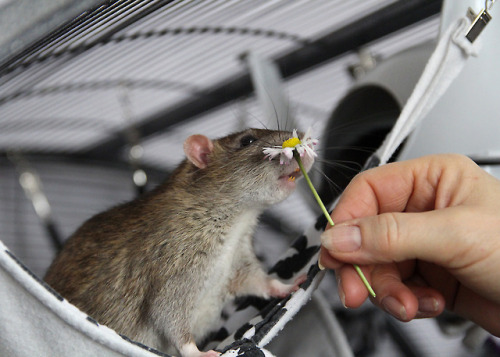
[294,152,376,298]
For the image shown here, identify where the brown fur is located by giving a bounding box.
[44,128,313,355]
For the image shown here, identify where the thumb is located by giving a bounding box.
[321,208,470,268]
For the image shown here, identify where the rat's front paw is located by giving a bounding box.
[185,350,220,357]
[179,342,220,357]
[267,274,307,299]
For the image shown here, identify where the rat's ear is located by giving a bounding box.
[184,135,214,169]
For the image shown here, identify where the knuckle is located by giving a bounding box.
[377,212,402,255]
[438,153,475,170]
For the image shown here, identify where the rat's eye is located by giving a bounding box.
[239,135,257,148]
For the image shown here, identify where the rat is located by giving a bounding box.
[44,128,314,357]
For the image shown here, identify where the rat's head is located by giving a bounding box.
[183,128,315,207]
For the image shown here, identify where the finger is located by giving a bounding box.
[339,260,446,320]
[454,286,500,337]
[321,207,477,270]
[409,284,445,319]
[318,246,342,270]
[337,264,370,308]
[370,264,445,320]
[328,155,454,225]
[370,263,418,322]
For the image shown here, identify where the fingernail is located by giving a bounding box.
[321,225,361,252]
[382,296,407,321]
[336,274,346,308]
[418,297,439,314]
[318,258,325,271]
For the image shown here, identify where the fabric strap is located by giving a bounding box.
[375,16,479,166]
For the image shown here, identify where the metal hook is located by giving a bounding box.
[486,0,496,11]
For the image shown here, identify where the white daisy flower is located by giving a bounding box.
[263,127,376,298]
[263,128,318,165]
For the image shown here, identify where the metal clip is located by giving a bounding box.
[466,4,493,43]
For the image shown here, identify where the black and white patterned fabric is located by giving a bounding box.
[216,222,326,356]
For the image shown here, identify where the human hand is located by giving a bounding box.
[319,154,500,336]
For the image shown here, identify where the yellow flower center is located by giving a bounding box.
[282,137,301,148]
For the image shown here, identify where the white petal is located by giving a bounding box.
[304,145,317,158]
[263,147,282,160]
[283,147,294,160]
